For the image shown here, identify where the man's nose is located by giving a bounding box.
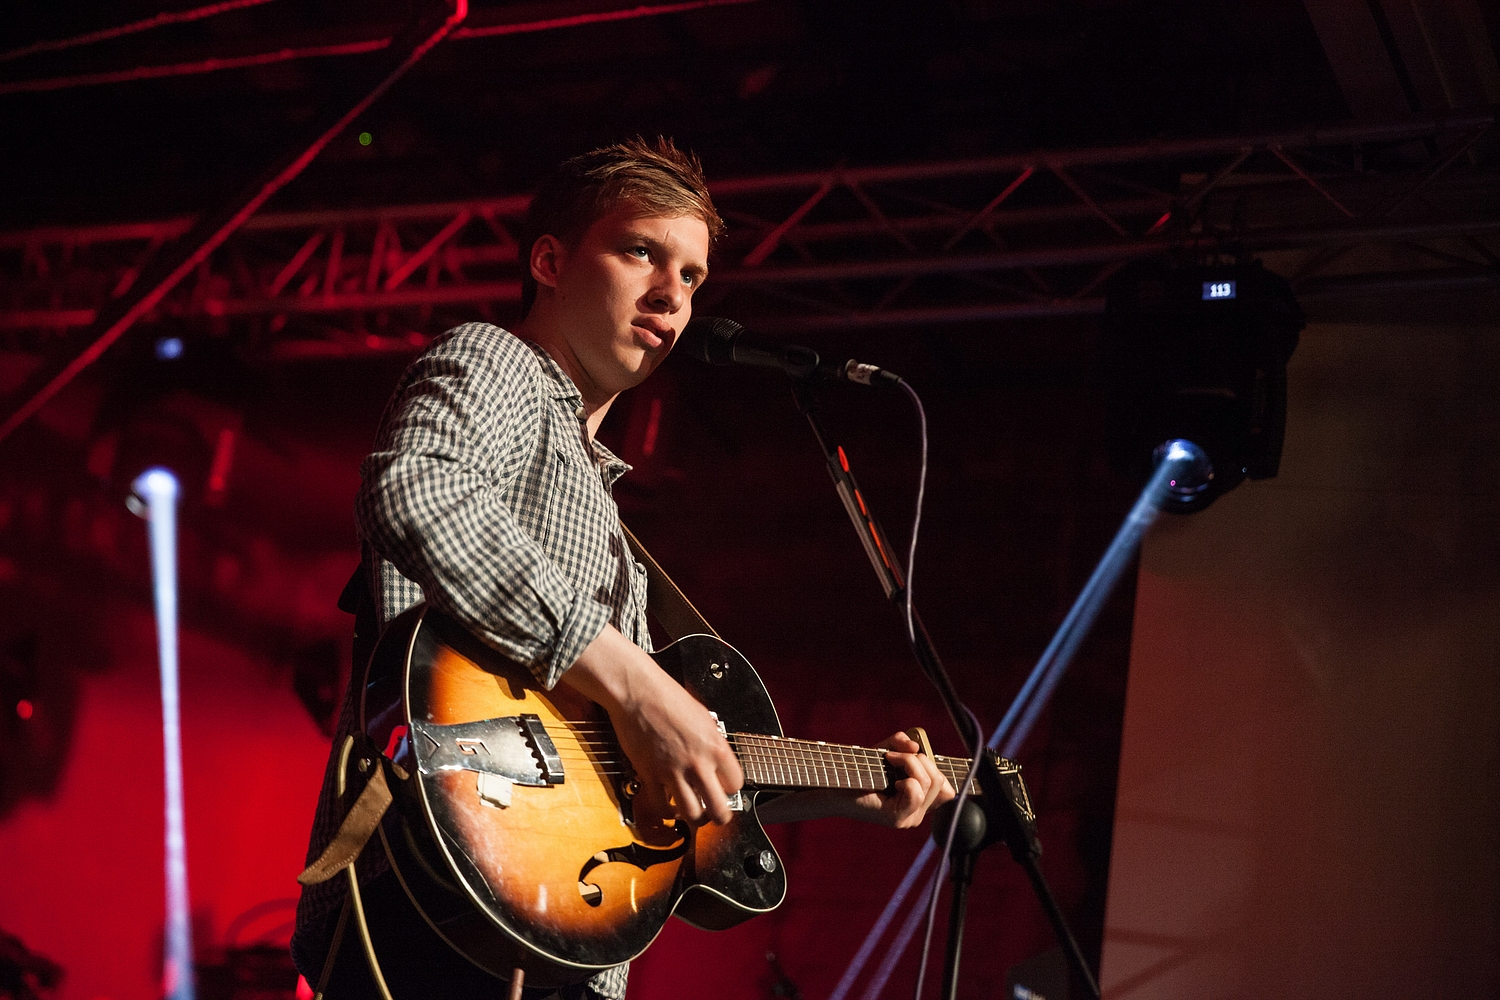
[646,268,686,312]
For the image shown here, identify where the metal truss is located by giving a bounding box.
[3,106,1496,356]
[0,0,760,96]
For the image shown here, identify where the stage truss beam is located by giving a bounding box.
[1,107,1496,356]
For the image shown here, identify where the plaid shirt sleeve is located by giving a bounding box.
[355,324,612,688]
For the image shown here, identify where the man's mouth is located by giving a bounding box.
[632,321,672,349]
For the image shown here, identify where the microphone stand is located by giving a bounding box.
[788,380,1102,1000]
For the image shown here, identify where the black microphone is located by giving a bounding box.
[678,316,903,387]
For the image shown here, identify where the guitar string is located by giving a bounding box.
[511,738,973,790]
[439,748,970,788]
[541,733,899,785]
[553,728,899,757]
[543,728,975,778]
[553,744,974,785]
[529,730,975,777]
[499,724,981,770]
[550,738,930,778]
[539,750,899,779]
[552,734,974,784]
[522,722,978,773]
[454,718,975,779]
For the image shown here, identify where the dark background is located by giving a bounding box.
[1,2,1497,999]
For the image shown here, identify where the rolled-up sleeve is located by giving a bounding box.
[355,327,609,688]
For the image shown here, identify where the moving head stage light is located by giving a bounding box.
[1104,260,1304,512]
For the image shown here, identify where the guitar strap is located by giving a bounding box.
[300,732,400,1000]
[619,521,721,642]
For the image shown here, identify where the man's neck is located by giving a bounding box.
[513,314,614,439]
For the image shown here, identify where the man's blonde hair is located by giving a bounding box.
[519,136,725,317]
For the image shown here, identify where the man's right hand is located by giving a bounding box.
[560,624,744,826]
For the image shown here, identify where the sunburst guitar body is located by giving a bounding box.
[358,604,994,989]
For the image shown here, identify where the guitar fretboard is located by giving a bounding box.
[728,732,979,795]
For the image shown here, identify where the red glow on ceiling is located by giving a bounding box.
[0,0,275,65]
[0,39,393,97]
[0,0,760,97]
[15,699,33,720]
[451,0,758,39]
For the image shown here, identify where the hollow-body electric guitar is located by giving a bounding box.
[359,604,1025,989]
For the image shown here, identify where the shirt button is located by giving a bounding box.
[575,406,586,420]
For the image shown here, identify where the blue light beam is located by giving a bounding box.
[131,467,196,1000]
[825,440,1210,999]
[991,439,1211,758]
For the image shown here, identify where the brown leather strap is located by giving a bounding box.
[620,521,720,641]
[298,745,404,886]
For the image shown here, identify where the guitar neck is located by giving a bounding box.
[728,732,978,796]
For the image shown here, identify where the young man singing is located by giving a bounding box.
[294,137,953,999]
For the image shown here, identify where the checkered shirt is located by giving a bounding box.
[293,323,648,1000]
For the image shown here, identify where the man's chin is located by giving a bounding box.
[596,355,657,397]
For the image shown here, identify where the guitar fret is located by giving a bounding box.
[730,733,984,795]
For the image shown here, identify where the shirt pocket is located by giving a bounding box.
[538,442,619,592]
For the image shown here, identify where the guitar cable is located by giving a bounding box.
[912,706,985,1000]
[894,379,989,1000]
[346,860,396,1000]
[319,734,397,1000]
[898,380,927,650]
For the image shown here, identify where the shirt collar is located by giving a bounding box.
[520,336,632,485]
[522,337,584,405]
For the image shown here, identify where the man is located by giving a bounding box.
[294,137,953,999]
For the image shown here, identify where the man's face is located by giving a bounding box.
[539,203,710,403]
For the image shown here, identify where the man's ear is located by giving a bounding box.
[529,234,566,289]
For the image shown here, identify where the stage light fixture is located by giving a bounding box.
[1104,259,1304,513]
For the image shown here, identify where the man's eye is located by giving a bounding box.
[629,246,650,259]
[681,272,696,286]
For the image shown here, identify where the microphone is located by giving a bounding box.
[677,316,903,387]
